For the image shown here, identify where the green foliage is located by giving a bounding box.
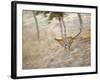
[33,11,64,20]
[48,12,64,21]
[33,11,50,17]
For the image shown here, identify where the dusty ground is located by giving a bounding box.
[22,11,91,69]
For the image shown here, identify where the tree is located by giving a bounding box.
[32,11,50,40]
[32,11,83,52]
[48,12,68,51]
[32,11,40,40]
[55,13,83,51]
[73,13,83,39]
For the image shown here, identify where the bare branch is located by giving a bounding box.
[73,13,83,39]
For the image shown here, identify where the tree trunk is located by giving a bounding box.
[61,17,67,40]
[77,13,83,33]
[33,11,40,40]
[58,17,68,51]
[58,17,64,39]
[61,17,68,50]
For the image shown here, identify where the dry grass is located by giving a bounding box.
[22,29,91,69]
